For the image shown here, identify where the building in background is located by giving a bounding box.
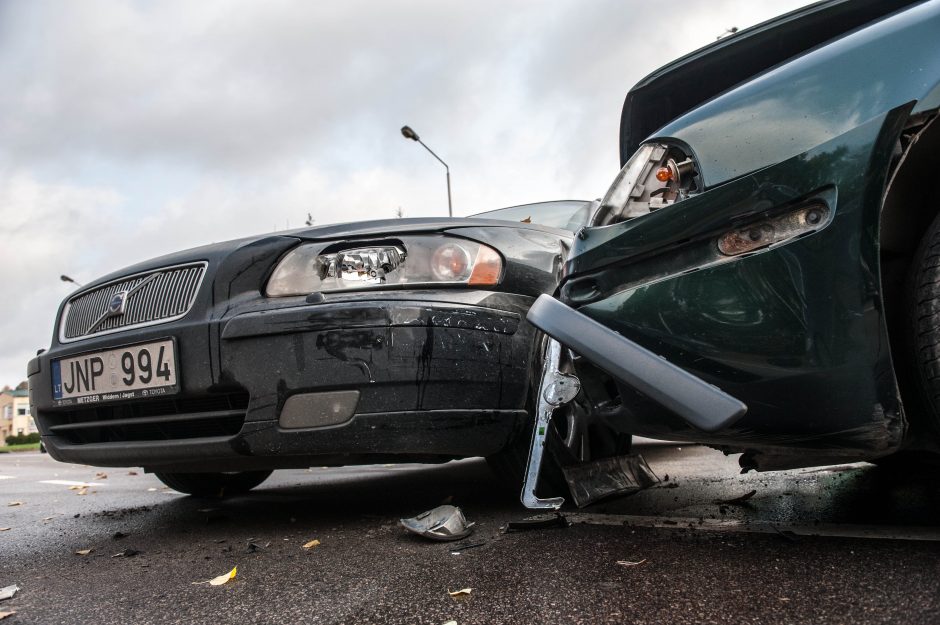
[0,390,13,441]
[1,384,35,441]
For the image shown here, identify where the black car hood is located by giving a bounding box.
[71,217,569,294]
[619,0,922,166]
[289,216,570,240]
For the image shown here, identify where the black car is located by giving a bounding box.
[28,200,616,496]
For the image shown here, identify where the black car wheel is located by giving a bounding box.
[906,208,940,450]
[153,470,272,497]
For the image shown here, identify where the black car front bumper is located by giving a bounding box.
[29,294,537,471]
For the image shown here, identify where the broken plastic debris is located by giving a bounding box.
[0,585,17,601]
[448,588,472,597]
[504,513,569,533]
[195,566,237,586]
[442,621,457,625]
[74,549,93,556]
[561,454,660,508]
[616,559,647,567]
[449,541,485,555]
[714,490,757,506]
[400,505,474,542]
[302,539,321,550]
[111,548,141,558]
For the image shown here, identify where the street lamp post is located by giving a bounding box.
[400,125,452,217]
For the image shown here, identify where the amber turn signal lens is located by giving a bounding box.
[468,246,502,285]
[655,167,673,182]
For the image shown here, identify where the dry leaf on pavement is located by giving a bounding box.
[0,528,11,532]
[448,588,472,597]
[6,502,22,507]
[75,549,93,556]
[194,566,237,586]
[0,611,16,620]
[616,559,647,567]
[302,539,321,550]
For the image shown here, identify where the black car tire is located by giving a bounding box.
[908,209,940,445]
[153,470,272,497]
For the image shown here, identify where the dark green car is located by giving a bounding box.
[520,0,940,508]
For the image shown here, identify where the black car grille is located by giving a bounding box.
[61,262,207,341]
[41,393,249,445]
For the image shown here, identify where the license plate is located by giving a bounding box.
[52,339,179,406]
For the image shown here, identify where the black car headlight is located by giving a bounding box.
[266,235,503,296]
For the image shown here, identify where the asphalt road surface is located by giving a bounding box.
[1,443,939,624]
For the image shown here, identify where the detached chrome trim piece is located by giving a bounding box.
[58,262,208,344]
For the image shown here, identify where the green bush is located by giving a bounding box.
[4,432,40,446]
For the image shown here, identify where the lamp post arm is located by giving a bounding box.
[416,139,448,171]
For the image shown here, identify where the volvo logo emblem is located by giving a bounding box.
[84,272,161,335]
[106,291,128,317]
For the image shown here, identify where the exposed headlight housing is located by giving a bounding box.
[594,142,701,226]
[266,235,503,297]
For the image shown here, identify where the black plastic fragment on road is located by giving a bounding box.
[714,489,757,506]
[111,548,141,558]
[504,513,570,533]
[449,541,485,554]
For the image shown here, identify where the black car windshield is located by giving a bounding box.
[469,200,593,231]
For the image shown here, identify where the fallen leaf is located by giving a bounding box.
[95,472,108,480]
[127,471,138,476]
[0,528,11,532]
[194,566,237,586]
[75,549,93,556]
[448,588,472,597]
[0,585,18,601]
[616,559,647,567]
[76,488,88,496]
[442,621,458,625]
[0,611,15,620]
[42,516,57,522]
[68,485,82,490]
[302,539,321,550]
[6,502,22,507]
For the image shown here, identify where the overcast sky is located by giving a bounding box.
[0,0,811,385]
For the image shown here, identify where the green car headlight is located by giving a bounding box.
[266,235,503,296]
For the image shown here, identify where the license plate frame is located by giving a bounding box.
[51,338,180,407]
